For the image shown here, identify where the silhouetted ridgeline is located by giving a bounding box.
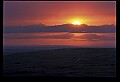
[4,24,116,33]
[3,45,79,55]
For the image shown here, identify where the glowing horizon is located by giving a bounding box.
[3,1,116,47]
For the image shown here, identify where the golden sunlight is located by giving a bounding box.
[72,21,81,25]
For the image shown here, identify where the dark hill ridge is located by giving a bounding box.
[3,48,116,77]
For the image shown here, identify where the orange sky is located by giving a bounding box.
[3,1,116,26]
[4,36,116,47]
[3,33,116,47]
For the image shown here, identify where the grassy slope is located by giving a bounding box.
[3,48,116,77]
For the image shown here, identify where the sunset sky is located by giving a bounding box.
[3,1,116,26]
[3,1,116,47]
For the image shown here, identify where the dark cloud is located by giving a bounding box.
[5,33,74,39]
[4,24,116,33]
[77,33,115,41]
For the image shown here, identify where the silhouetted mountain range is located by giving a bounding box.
[4,24,116,33]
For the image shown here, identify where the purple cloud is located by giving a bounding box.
[4,24,116,33]
[77,33,115,41]
[5,33,74,39]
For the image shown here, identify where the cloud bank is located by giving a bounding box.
[4,24,116,33]
[5,33,74,39]
[77,33,115,41]
[5,32,115,41]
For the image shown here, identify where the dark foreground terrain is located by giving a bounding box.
[3,48,116,77]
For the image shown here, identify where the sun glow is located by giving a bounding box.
[72,21,81,25]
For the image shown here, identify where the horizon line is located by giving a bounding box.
[4,23,116,27]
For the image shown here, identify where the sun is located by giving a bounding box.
[72,21,81,25]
